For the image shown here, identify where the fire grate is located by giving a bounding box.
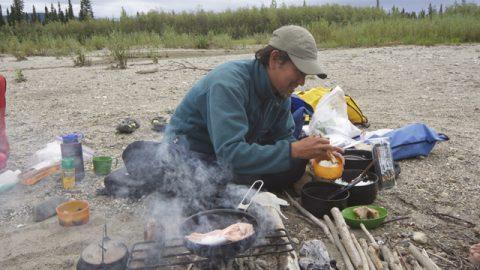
[127,228,295,269]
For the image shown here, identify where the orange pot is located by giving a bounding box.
[56,200,89,227]
[311,156,344,181]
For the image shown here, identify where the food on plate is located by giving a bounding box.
[186,222,254,245]
[354,206,380,219]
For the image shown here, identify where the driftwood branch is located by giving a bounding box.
[380,245,403,270]
[408,244,440,270]
[368,245,385,270]
[323,215,355,270]
[360,238,378,270]
[351,233,370,270]
[331,207,363,269]
[284,192,334,244]
[360,223,379,249]
[162,60,213,72]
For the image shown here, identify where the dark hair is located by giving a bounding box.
[255,45,291,67]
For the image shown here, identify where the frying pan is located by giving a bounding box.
[180,180,263,258]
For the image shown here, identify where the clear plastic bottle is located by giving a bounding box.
[61,158,75,189]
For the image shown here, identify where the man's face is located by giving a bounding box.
[267,51,306,98]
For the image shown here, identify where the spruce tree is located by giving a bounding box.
[58,2,65,22]
[11,0,24,23]
[50,3,58,21]
[0,5,4,27]
[31,5,37,23]
[6,8,11,26]
[79,0,94,20]
[44,6,49,24]
[67,0,74,20]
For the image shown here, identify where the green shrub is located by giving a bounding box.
[15,69,27,83]
[108,31,129,69]
[73,49,92,67]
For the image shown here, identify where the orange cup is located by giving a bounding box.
[311,155,344,181]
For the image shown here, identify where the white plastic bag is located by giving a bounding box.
[308,86,361,147]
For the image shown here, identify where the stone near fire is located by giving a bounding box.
[33,196,68,222]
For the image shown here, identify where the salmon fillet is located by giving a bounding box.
[186,222,254,245]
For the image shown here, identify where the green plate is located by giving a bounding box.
[341,205,388,229]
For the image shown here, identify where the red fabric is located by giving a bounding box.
[0,75,9,170]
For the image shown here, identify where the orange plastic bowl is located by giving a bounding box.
[312,156,344,181]
[56,200,90,227]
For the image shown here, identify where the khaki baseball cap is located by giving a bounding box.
[268,25,327,79]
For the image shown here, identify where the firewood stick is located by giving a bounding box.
[380,245,403,270]
[406,255,424,270]
[360,223,379,249]
[351,233,370,270]
[408,244,441,270]
[330,207,363,269]
[368,245,385,270]
[323,215,355,270]
[360,238,378,270]
[394,247,411,270]
[425,250,456,266]
[284,192,334,244]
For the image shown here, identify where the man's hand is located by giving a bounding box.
[291,136,343,160]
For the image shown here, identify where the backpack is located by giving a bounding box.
[295,86,369,127]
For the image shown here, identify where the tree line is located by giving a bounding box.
[0,0,93,27]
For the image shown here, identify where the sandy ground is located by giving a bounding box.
[0,44,479,269]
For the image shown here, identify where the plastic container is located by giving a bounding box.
[341,205,388,229]
[60,133,85,181]
[56,200,89,227]
[61,158,75,189]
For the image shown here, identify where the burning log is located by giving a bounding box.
[331,207,363,269]
[323,215,355,270]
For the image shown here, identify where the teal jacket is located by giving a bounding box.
[166,59,296,175]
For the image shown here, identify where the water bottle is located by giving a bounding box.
[60,133,85,181]
[61,157,75,189]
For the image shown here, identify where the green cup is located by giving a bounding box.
[92,156,118,176]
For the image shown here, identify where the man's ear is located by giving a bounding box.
[268,50,280,69]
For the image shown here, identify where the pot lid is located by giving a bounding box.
[81,239,127,265]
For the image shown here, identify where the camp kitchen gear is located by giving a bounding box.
[62,157,76,189]
[341,205,388,229]
[56,200,89,227]
[370,137,396,189]
[20,163,61,186]
[301,181,350,218]
[93,156,118,176]
[61,133,85,181]
[344,149,375,172]
[180,180,263,258]
[334,169,379,206]
[326,160,375,200]
[311,154,344,181]
[77,223,128,270]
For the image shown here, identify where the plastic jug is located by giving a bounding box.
[60,133,85,181]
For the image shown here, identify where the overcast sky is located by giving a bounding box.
[1,0,479,18]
